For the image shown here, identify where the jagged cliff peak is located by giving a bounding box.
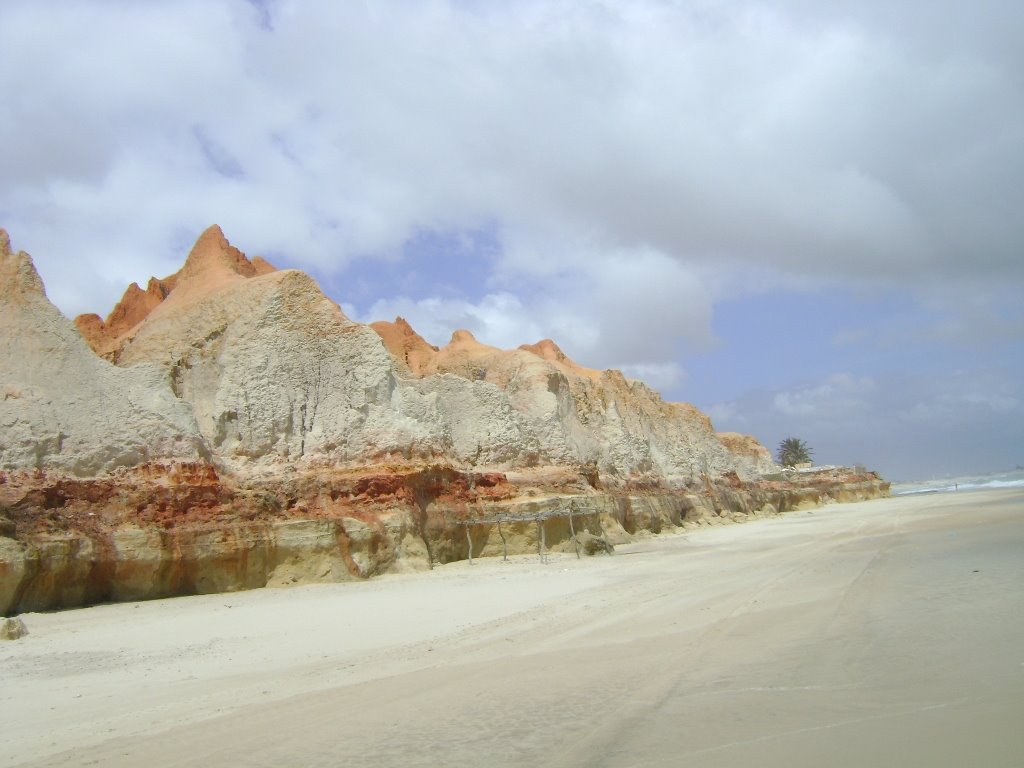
[75,226,277,358]
[520,338,567,363]
[0,231,206,475]
[178,224,271,281]
[252,256,276,275]
[447,328,487,347]
[369,316,440,376]
[519,338,603,383]
[0,229,47,301]
[663,402,720,434]
[75,275,178,356]
[433,329,507,379]
[17,224,779,480]
[169,225,277,306]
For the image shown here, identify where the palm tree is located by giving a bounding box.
[777,437,813,467]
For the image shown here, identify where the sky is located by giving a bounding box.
[1,0,1021,481]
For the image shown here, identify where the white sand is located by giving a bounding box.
[2,489,1022,767]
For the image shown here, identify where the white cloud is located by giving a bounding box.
[362,292,545,351]
[899,380,1024,424]
[360,243,711,379]
[2,0,1021,320]
[772,374,876,419]
[704,401,744,427]
[710,367,1024,480]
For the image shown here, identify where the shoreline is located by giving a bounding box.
[3,488,1022,767]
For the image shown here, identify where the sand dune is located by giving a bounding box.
[3,489,1022,767]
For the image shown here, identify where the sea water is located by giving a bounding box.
[891,467,1024,496]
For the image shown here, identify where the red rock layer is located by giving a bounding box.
[0,463,514,538]
[0,462,890,615]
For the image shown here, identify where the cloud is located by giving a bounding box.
[704,401,745,427]
[359,243,711,378]
[620,363,685,392]
[2,0,1021,320]
[362,292,545,352]
[898,372,1024,424]
[772,374,877,419]
[710,368,1024,479]
[831,328,868,347]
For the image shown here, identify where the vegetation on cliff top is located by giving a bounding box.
[777,437,813,467]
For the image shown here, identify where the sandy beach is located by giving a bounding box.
[3,488,1022,767]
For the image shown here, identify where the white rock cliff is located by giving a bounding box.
[71,225,774,480]
[0,230,206,475]
[1,226,884,616]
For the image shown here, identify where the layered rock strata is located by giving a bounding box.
[0,226,888,615]
[0,463,888,615]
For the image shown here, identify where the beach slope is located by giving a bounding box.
[2,488,1021,767]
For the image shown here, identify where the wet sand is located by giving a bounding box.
[3,488,1022,767]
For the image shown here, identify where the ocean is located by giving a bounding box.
[891,467,1024,496]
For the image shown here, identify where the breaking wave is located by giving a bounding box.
[892,468,1024,496]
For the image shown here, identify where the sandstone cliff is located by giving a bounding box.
[66,226,764,482]
[717,432,776,471]
[73,227,276,360]
[0,226,889,615]
[370,322,773,481]
[0,461,888,615]
[0,230,206,476]
[75,275,177,359]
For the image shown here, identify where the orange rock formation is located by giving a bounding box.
[74,225,276,360]
[0,225,888,615]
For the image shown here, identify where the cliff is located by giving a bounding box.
[0,230,206,476]
[0,226,888,615]
[0,462,888,614]
[717,432,775,466]
[72,226,276,360]
[59,227,768,481]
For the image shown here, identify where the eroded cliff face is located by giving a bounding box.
[0,226,889,615]
[62,228,765,481]
[72,226,276,361]
[369,322,770,481]
[0,462,889,615]
[717,432,777,474]
[0,231,207,476]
